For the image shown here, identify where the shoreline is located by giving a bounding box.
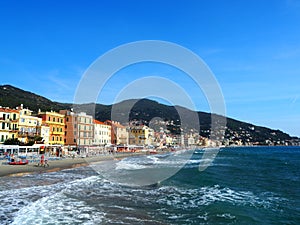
[0,152,144,177]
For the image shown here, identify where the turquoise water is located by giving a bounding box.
[0,146,299,224]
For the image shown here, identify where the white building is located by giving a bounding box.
[94,120,111,146]
[40,124,50,145]
[17,107,42,143]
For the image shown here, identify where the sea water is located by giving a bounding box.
[0,146,299,224]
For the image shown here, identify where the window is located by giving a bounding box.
[53,117,55,122]
[66,117,69,122]
[13,114,16,120]
[48,117,51,121]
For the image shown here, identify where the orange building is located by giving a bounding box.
[59,110,94,147]
[38,111,65,145]
[59,110,76,146]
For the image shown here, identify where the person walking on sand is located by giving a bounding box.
[38,154,49,167]
[40,154,45,165]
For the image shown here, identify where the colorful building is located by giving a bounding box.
[60,110,76,147]
[17,105,42,144]
[38,111,65,145]
[0,107,19,143]
[60,110,94,147]
[128,125,154,146]
[105,120,128,145]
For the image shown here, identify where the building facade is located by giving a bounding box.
[105,120,128,145]
[38,111,65,145]
[60,110,76,147]
[0,107,19,143]
[128,125,154,146]
[93,120,111,146]
[77,112,94,146]
[60,110,94,147]
[40,124,50,145]
[17,106,42,144]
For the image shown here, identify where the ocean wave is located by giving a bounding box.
[153,185,286,209]
[11,191,106,225]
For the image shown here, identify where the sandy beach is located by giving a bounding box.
[0,153,143,177]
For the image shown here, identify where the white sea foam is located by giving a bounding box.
[0,170,288,225]
[115,160,147,170]
[11,192,106,225]
[216,213,236,220]
[154,185,284,209]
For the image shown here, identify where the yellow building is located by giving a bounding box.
[0,107,19,143]
[129,125,154,146]
[38,111,65,145]
[17,106,42,144]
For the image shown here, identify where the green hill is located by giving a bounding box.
[0,84,298,145]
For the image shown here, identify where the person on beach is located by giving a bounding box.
[40,154,45,165]
[10,154,15,162]
[38,154,49,167]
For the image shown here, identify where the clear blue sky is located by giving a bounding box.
[0,0,299,137]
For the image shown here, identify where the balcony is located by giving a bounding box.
[18,131,37,137]
[51,131,64,135]
[46,120,64,125]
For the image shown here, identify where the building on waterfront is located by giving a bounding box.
[93,119,111,146]
[40,123,50,145]
[38,111,65,145]
[0,107,19,143]
[104,120,128,145]
[77,112,94,146]
[60,110,94,147]
[128,125,154,146]
[60,110,76,147]
[17,105,42,144]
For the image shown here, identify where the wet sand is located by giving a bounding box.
[0,153,144,177]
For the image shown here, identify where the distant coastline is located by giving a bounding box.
[1,84,299,147]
